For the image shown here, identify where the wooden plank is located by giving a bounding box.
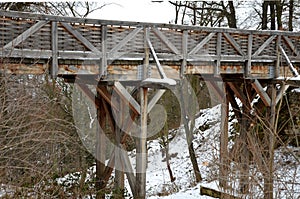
[246,34,253,76]
[77,83,100,108]
[279,45,299,77]
[147,89,165,113]
[120,147,136,197]
[108,27,142,56]
[189,32,215,55]
[51,21,58,78]
[223,33,246,56]
[215,32,222,76]
[251,79,271,107]
[136,87,148,199]
[220,84,229,189]
[276,84,289,105]
[152,27,180,54]
[4,10,300,37]
[226,84,242,123]
[61,22,101,54]
[205,80,224,103]
[283,36,299,56]
[253,35,276,57]
[146,37,167,79]
[275,35,281,78]
[227,82,248,106]
[101,25,107,76]
[96,86,119,111]
[113,81,141,115]
[181,30,188,77]
[144,27,150,79]
[3,20,48,49]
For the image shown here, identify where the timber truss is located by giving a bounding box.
[1,11,300,198]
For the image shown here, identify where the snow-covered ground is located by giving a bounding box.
[2,104,299,198]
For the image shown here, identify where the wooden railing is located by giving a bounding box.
[0,10,299,80]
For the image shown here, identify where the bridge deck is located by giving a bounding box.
[0,11,300,81]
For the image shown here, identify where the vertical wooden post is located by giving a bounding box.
[51,21,58,78]
[136,87,148,199]
[114,97,125,198]
[144,27,150,79]
[215,32,222,76]
[96,95,107,199]
[220,83,229,192]
[264,84,276,199]
[246,34,253,77]
[181,30,188,78]
[275,35,281,78]
[101,25,107,77]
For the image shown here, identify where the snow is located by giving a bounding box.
[126,105,223,198]
[6,103,299,198]
[142,78,177,86]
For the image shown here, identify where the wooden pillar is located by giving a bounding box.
[114,98,125,198]
[96,94,107,199]
[136,87,148,199]
[220,83,229,192]
[264,84,276,199]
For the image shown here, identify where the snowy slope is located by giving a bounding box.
[128,105,223,198]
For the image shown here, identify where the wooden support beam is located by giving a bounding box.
[253,35,276,57]
[113,82,141,115]
[276,84,289,105]
[96,86,119,111]
[146,35,167,79]
[77,84,100,108]
[215,32,222,76]
[279,45,300,77]
[120,148,137,197]
[251,79,271,107]
[96,97,107,198]
[223,33,246,56]
[206,80,224,104]
[108,27,142,57]
[147,89,165,114]
[246,34,253,77]
[275,35,281,78]
[4,20,48,49]
[144,27,150,79]
[227,82,248,107]
[226,84,242,123]
[136,87,148,199]
[101,25,107,77]
[152,27,180,54]
[189,32,215,55]
[220,83,229,189]
[181,30,188,78]
[61,22,101,54]
[283,36,299,57]
[51,21,58,78]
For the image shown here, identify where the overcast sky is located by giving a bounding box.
[89,0,174,23]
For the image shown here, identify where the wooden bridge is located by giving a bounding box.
[1,11,300,198]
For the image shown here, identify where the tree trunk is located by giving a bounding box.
[262,1,268,30]
[270,1,276,30]
[96,96,107,199]
[289,0,294,31]
[180,81,202,183]
[227,1,237,28]
[276,0,283,30]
